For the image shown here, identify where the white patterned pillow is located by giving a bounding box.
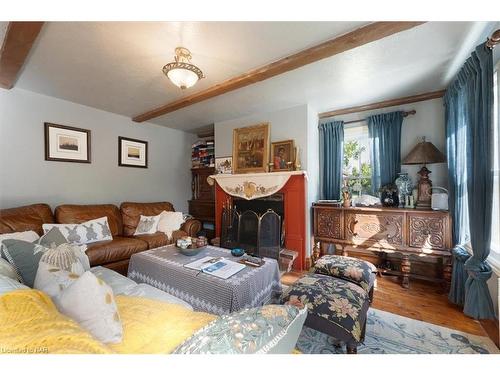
[134,214,161,235]
[34,261,123,344]
[157,211,185,240]
[43,217,113,245]
[56,271,123,344]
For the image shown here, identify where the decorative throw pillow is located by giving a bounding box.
[134,214,161,235]
[0,230,40,254]
[34,261,82,298]
[157,211,185,239]
[2,228,82,288]
[42,216,113,245]
[0,274,29,295]
[0,258,19,281]
[56,271,123,344]
[1,227,69,287]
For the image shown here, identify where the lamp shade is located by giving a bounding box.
[402,138,446,165]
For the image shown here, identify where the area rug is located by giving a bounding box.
[296,308,499,354]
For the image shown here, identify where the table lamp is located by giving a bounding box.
[402,137,446,209]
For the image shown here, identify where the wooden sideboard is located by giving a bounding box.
[312,203,453,289]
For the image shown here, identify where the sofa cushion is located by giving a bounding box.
[0,203,54,236]
[90,266,137,295]
[86,237,148,266]
[55,204,123,237]
[120,202,175,237]
[133,232,171,249]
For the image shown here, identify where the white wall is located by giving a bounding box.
[0,88,196,211]
[334,97,448,190]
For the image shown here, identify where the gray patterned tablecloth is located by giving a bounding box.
[128,245,282,315]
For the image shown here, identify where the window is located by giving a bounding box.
[490,64,500,263]
[343,124,372,196]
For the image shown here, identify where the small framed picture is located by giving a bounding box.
[215,156,232,174]
[271,140,295,171]
[118,136,148,168]
[44,122,91,163]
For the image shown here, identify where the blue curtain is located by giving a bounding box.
[319,120,344,200]
[444,42,495,319]
[367,111,404,193]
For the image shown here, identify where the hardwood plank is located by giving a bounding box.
[133,22,425,122]
[319,89,445,119]
[0,22,44,89]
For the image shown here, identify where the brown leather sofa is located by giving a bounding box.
[0,202,202,275]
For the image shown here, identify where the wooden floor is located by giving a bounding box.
[282,271,499,348]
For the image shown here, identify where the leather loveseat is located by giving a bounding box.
[0,202,201,275]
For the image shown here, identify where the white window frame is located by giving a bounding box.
[342,123,372,197]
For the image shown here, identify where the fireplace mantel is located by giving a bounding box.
[208,171,307,200]
[213,172,307,270]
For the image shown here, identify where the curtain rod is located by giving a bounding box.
[342,109,416,125]
[486,29,500,49]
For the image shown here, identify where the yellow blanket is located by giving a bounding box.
[111,295,216,354]
[0,289,216,354]
[0,290,111,354]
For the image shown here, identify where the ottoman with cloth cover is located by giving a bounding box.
[281,255,377,353]
[312,254,377,301]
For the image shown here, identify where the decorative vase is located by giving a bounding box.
[394,173,413,208]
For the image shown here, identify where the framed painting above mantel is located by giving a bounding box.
[232,123,270,174]
[44,122,91,163]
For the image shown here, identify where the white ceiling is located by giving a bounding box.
[14,21,492,132]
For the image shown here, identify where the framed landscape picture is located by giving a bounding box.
[232,123,270,174]
[44,122,91,163]
[118,136,148,168]
[215,156,232,174]
[271,140,295,171]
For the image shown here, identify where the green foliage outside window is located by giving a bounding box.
[343,140,372,196]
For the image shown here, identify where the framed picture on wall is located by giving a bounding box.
[232,123,270,174]
[215,156,232,174]
[271,140,295,171]
[118,136,148,168]
[44,122,91,163]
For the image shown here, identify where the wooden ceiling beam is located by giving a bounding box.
[133,21,426,123]
[0,22,44,90]
[318,90,446,119]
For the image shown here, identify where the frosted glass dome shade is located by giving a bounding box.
[167,68,200,89]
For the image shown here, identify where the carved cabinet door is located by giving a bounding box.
[345,211,404,246]
[408,213,450,250]
[314,208,343,239]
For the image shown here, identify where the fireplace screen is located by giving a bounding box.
[221,207,282,260]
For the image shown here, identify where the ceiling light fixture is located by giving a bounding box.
[162,47,204,90]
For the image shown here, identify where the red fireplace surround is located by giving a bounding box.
[214,174,307,270]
